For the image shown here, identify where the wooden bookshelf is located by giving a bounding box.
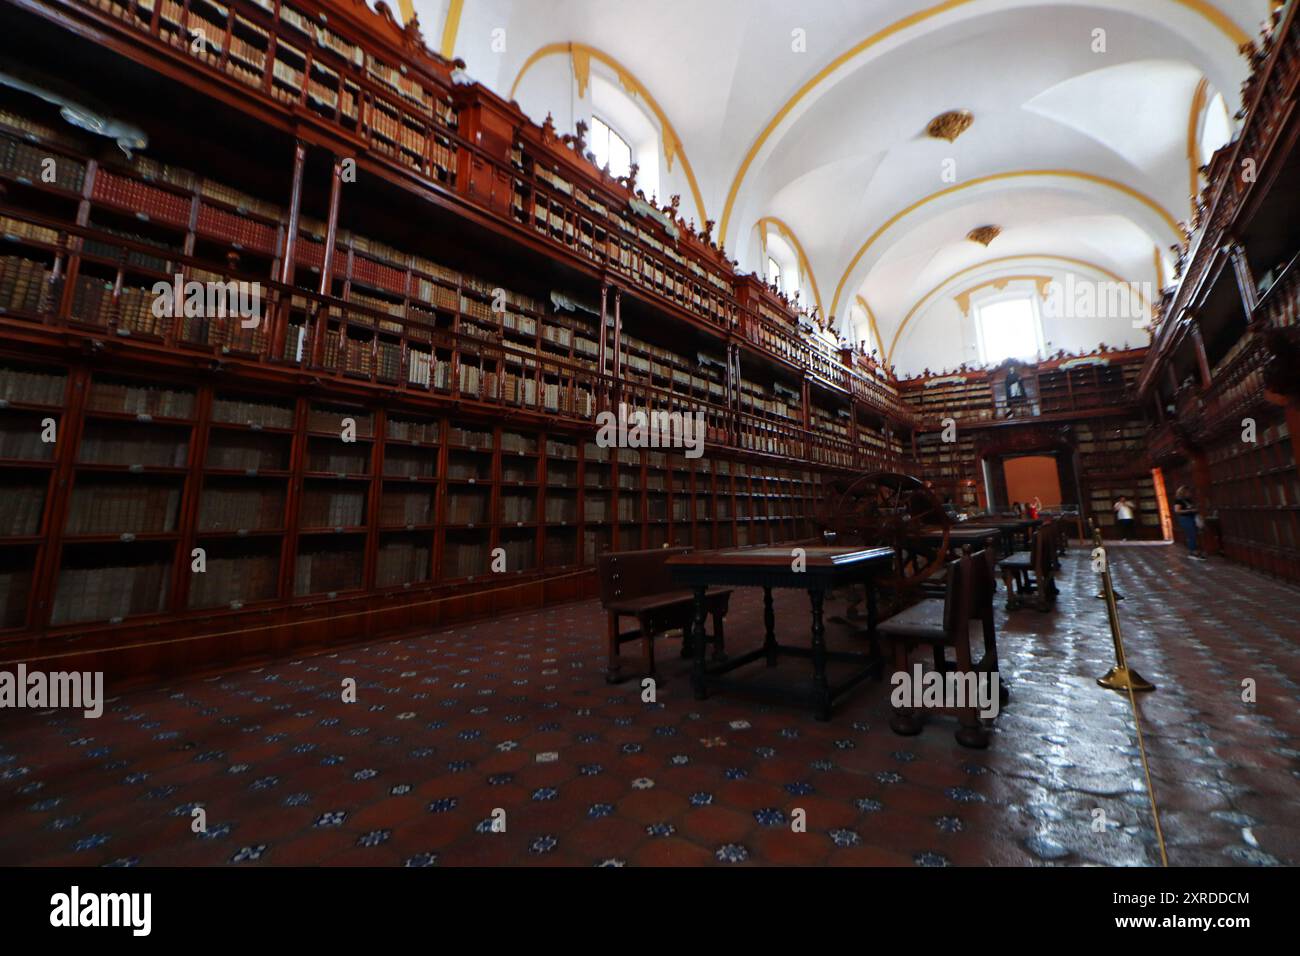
[0,0,926,680]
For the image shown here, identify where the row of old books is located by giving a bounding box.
[0,216,58,246]
[0,566,29,627]
[386,415,441,444]
[0,364,65,406]
[197,485,285,532]
[441,536,492,578]
[307,407,374,437]
[0,479,45,535]
[379,489,435,526]
[78,424,190,468]
[293,546,363,595]
[206,435,290,471]
[188,550,279,609]
[65,480,181,534]
[498,535,535,571]
[382,448,437,478]
[299,487,366,528]
[0,133,86,192]
[446,491,490,525]
[0,256,52,316]
[0,423,55,462]
[51,558,170,625]
[544,496,578,523]
[500,494,535,523]
[375,539,430,586]
[306,444,371,475]
[88,380,195,419]
[542,531,577,568]
[92,169,190,225]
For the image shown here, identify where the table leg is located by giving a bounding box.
[866,580,882,671]
[810,588,830,721]
[690,584,709,701]
[762,585,777,667]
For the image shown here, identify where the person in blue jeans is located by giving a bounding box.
[1172,485,1206,560]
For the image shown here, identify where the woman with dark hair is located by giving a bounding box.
[1172,485,1206,560]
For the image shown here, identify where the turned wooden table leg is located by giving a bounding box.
[690,584,709,700]
[762,585,778,667]
[810,588,831,721]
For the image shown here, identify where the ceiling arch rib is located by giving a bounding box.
[717,0,1252,250]
[830,169,1181,321]
[887,254,1154,369]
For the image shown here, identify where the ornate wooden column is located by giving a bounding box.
[310,154,345,367]
[272,139,308,361]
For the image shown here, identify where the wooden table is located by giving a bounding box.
[962,518,1040,553]
[667,546,895,720]
[908,526,1002,553]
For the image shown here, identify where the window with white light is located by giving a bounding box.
[974,294,1044,365]
[767,256,782,289]
[590,116,632,179]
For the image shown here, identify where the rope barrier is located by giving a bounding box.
[1090,522,1167,867]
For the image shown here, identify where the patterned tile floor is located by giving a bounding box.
[1,543,1297,867]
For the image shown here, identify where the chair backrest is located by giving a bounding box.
[597,546,691,604]
[967,548,996,617]
[942,553,975,638]
[1031,525,1051,574]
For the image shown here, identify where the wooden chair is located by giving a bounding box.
[597,547,732,683]
[878,553,1001,748]
[997,527,1056,611]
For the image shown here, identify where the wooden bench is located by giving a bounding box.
[996,525,1056,611]
[878,551,1004,748]
[598,547,732,683]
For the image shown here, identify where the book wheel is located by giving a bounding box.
[816,472,952,611]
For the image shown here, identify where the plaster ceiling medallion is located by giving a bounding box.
[927,109,973,142]
[967,225,1001,246]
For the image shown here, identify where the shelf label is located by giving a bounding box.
[245,469,258,477]
[129,464,144,473]
[120,533,136,543]
[136,414,153,423]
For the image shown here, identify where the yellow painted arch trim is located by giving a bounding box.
[756,216,824,319]
[718,0,1247,248]
[439,0,465,60]
[830,169,1181,320]
[886,253,1151,364]
[1186,77,1210,218]
[510,43,708,227]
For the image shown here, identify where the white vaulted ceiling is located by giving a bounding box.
[404,0,1272,372]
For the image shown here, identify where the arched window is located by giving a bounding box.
[763,231,799,299]
[1198,90,1233,165]
[588,74,660,200]
[590,116,632,180]
[973,292,1044,365]
[767,256,782,290]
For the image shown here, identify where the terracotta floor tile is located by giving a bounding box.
[2,546,1297,866]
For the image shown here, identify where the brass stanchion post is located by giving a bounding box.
[1091,522,1153,692]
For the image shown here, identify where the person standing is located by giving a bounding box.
[1172,485,1206,559]
[1113,495,1137,539]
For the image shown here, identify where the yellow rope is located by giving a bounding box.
[1124,676,1169,866]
